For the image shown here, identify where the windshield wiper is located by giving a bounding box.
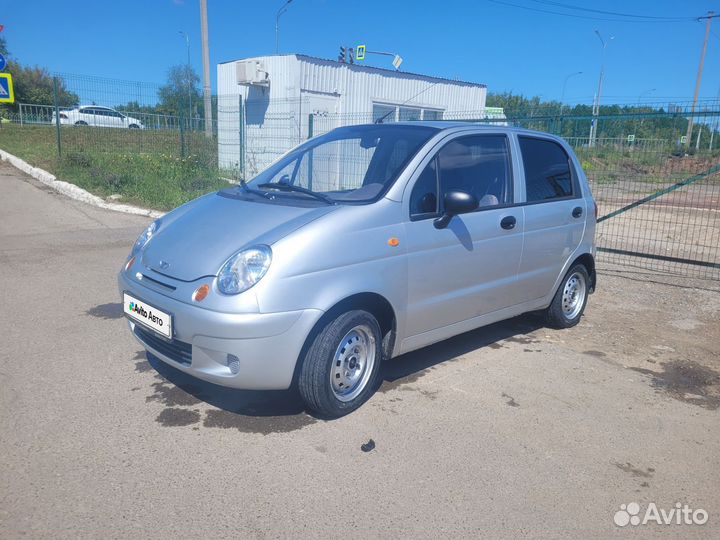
[258,183,336,205]
[240,179,273,199]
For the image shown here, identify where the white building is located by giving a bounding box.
[216,54,488,176]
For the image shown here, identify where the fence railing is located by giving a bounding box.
[1,71,718,279]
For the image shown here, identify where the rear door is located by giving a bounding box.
[515,135,586,301]
[79,107,97,126]
[402,133,524,341]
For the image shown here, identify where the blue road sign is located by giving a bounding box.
[0,53,6,72]
[0,73,15,103]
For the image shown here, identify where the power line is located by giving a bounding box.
[487,0,701,23]
[529,0,698,21]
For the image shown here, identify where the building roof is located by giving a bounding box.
[219,54,486,89]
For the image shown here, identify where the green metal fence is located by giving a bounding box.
[0,72,718,279]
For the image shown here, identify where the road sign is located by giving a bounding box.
[0,73,14,103]
[0,53,6,72]
[627,134,635,142]
[680,135,688,144]
[356,45,366,61]
[392,54,403,70]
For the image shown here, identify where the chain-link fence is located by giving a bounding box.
[0,72,717,279]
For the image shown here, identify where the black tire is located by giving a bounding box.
[129,124,140,129]
[545,263,590,329]
[298,310,382,418]
[74,121,87,126]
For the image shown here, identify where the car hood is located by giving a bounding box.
[141,192,338,281]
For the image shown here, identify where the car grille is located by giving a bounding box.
[134,324,192,366]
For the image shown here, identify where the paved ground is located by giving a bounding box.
[1,160,718,540]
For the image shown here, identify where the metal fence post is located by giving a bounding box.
[179,111,186,159]
[238,94,245,178]
[19,103,23,126]
[52,77,62,157]
[307,113,314,190]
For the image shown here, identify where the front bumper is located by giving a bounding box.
[119,272,322,390]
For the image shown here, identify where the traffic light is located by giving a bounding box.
[348,47,354,64]
[338,46,347,63]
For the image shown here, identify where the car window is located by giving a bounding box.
[80,107,95,115]
[519,137,574,202]
[409,158,438,216]
[410,135,512,218]
[248,125,437,204]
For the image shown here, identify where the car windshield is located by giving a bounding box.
[245,124,438,204]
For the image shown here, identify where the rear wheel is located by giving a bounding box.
[545,264,589,329]
[298,310,381,418]
[129,124,140,129]
[74,121,88,126]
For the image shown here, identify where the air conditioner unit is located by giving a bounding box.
[236,61,270,86]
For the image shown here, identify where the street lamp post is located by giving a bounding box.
[560,71,582,115]
[179,31,192,130]
[589,30,614,148]
[275,0,294,55]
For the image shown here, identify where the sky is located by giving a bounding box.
[2,0,720,106]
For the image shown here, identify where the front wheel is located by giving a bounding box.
[545,264,589,329]
[298,310,382,418]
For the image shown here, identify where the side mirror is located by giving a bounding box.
[433,190,478,229]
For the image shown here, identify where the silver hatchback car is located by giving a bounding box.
[119,123,596,417]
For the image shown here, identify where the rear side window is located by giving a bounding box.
[519,137,574,202]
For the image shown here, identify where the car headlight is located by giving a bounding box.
[217,245,272,295]
[131,219,160,256]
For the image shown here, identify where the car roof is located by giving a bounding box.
[356,121,568,142]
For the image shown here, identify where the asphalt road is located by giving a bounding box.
[1,161,718,539]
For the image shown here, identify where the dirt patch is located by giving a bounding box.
[203,409,317,435]
[501,392,520,407]
[614,462,655,478]
[156,408,201,427]
[86,302,123,319]
[631,360,720,410]
[146,380,202,408]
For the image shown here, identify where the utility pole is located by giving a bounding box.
[686,12,714,149]
[200,0,212,137]
[589,31,613,148]
[179,31,192,130]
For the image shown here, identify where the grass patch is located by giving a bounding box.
[0,124,230,210]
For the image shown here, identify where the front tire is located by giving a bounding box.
[298,310,382,418]
[545,264,589,329]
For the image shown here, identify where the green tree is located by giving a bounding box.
[0,36,79,112]
[158,64,201,117]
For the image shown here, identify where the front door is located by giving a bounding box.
[403,133,523,342]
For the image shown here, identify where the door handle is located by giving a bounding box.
[572,206,583,218]
[500,216,516,230]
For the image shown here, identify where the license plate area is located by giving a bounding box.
[123,292,172,339]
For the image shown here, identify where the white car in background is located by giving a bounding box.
[55,106,144,129]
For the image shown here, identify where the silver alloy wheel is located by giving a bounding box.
[330,324,376,402]
[561,271,586,320]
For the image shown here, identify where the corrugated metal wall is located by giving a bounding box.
[217,55,487,175]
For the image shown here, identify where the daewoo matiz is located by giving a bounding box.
[120,123,596,417]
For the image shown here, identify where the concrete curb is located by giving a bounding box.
[0,148,164,219]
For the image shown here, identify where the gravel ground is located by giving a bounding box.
[1,160,718,540]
